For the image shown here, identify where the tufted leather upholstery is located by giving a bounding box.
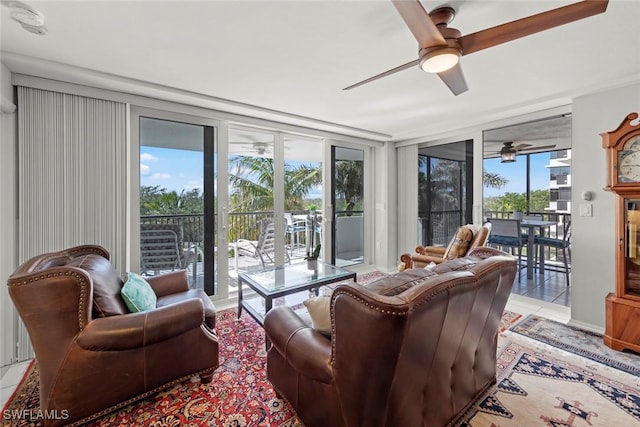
[264,247,516,427]
[400,222,492,269]
[6,245,219,426]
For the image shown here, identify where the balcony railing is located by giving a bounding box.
[141,210,313,252]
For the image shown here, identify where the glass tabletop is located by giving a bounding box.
[240,262,355,295]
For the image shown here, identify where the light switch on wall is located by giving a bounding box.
[579,203,593,217]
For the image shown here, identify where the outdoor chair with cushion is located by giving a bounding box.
[399,222,492,270]
[6,244,219,426]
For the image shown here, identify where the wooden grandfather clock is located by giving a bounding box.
[602,112,640,353]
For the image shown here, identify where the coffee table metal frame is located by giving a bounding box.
[237,261,356,326]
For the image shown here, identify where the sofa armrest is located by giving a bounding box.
[416,245,446,257]
[78,298,205,351]
[264,306,333,384]
[399,253,413,269]
[411,254,446,266]
[146,270,190,297]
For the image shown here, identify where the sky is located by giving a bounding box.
[140,146,322,199]
[141,146,550,199]
[483,152,551,197]
[140,147,205,193]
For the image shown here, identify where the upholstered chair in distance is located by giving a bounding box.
[400,222,492,269]
[265,247,516,427]
[7,245,219,427]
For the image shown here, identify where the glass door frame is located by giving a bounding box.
[130,107,229,301]
[324,140,373,268]
[417,140,473,246]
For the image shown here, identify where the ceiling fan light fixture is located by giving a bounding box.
[500,151,516,163]
[6,1,44,27]
[419,47,460,73]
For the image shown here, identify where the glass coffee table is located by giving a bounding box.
[237,261,356,326]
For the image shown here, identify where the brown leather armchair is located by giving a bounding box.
[264,247,516,427]
[400,222,492,269]
[6,245,219,426]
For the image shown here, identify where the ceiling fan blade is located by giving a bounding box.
[343,59,419,90]
[518,144,557,152]
[437,63,468,95]
[459,0,609,56]
[514,143,532,150]
[391,0,446,48]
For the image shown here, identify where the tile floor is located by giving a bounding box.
[510,263,571,307]
[0,266,571,410]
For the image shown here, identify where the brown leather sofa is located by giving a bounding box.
[400,222,492,269]
[264,247,516,427]
[6,245,219,426]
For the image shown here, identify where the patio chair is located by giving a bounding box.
[235,218,290,268]
[140,223,200,284]
[535,220,571,285]
[285,212,306,257]
[487,218,527,278]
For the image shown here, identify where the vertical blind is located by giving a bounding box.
[16,86,127,360]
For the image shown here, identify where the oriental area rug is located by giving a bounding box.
[3,283,638,426]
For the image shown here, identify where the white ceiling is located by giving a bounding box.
[1,1,639,146]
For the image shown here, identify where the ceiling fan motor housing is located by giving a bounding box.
[418,12,462,73]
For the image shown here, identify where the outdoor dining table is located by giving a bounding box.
[520,219,558,279]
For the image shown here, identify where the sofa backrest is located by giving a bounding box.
[329,248,516,426]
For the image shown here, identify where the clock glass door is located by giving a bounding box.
[626,199,640,298]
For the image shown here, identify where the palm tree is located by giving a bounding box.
[335,159,363,212]
[228,156,321,212]
[483,170,508,189]
[228,155,322,240]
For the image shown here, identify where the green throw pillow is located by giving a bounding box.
[121,272,157,313]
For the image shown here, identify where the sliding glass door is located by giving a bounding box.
[331,146,365,267]
[227,128,275,274]
[226,128,323,274]
[417,140,473,246]
[133,109,222,298]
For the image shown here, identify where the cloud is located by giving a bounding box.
[151,173,171,180]
[140,153,158,162]
[140,164,150,175]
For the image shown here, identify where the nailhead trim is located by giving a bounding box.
[9,269,89,331]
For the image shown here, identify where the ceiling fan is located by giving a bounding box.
[344,0,609,95]
[230,141,273,156]
[497,141,557,163]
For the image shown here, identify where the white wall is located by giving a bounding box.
[1,62,18,368]
[374,142,397,271]
[396,144,419,259]
[570,82,640,330]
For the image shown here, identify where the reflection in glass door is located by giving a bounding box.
[332,146,364,267]
[139,117,216,296]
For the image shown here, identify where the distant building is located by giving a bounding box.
[546,149,571,213]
